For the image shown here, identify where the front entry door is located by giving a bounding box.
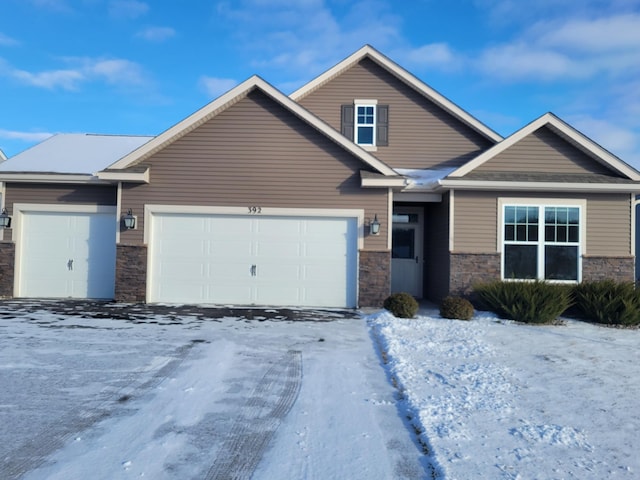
[391,207,423,297]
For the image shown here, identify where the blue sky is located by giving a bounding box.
[1,0,639,168]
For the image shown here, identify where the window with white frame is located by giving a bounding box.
[355,104,376,145]
[503,204,581,281]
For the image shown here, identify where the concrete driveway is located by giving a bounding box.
[0,301,426,479]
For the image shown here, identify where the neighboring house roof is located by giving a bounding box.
[448,112,640,181]
[0,134,152,178]
[290,44,503,144]
[103,75,398,178]
[0,149,6,161]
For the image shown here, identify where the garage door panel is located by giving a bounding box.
[19,210,116,299]
[150,213,357,307]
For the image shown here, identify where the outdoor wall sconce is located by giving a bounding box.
[123,209,136,230]
[0,208,11,228]
[370,214,381,235]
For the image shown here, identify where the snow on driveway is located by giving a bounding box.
[368,308,640,479]
[0,303,425,480]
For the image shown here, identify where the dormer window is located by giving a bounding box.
[341,101,389,148]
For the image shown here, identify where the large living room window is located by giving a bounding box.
[503,204,581,282]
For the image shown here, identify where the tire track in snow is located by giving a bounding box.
[205,349,302,480]
[0,341,197,480]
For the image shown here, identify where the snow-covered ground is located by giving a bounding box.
[0,304,424,480]
[369,308,640,479]
[1,302,639,479]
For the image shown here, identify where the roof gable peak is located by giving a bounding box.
[290,45,502,143]
[449,112,640,181]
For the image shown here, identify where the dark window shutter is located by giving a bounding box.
[341,104,354,140]
[377,105,389,146]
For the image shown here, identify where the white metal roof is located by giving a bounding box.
[0,133,153,175]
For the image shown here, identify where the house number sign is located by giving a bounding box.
[248,206,262,214]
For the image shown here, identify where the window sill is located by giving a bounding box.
[360,145,378,152]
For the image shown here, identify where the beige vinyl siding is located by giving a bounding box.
[453,191,497,252]
[476,126,615,175]
[297,58,493,170]
[425,194,451,301]
[5,183,116,209]
[120,90,389,249]
[453,190,632,256]
[587,195,631,256]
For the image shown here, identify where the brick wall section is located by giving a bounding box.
[359,250,391,307]
[450,252,501,297]
[0,242,15,298]
[115,244,147,302]
[582,256,635,283]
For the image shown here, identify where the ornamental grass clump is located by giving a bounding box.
[474,280,572,324]
[383,292,419,319]
[439,296,474,320]
[573,280,640,326]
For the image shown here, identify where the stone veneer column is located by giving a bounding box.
[0,242,15,298]
[582,256,635,283]
[115,244,147,303]
[450,252,501,297]
[359,250,391,307]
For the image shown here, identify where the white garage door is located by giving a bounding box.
[18,210,117,299]
[149,213,358,307]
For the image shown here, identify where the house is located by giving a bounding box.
[0,45,638,308]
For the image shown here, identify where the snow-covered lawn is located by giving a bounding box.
[2,302,639,479]
[368,308,640,479]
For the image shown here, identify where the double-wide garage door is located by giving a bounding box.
[18,210,117,299]
[149,213,358,307]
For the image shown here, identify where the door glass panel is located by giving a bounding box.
[392,228,415,259]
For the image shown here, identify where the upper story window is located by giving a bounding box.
[356,104,376,145]
[340,101,389,148]
[502,203,582,282]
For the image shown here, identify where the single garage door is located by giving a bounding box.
[18,210,117,299]
[149,213,358,307]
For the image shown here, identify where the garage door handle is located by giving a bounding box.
[250,265,257,276]
[67,259,73,271]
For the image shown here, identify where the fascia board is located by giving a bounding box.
[361,177,406,188]
[96,169,150,183]
[440,179,640,193]
[291,45,502,143]
[450,113,640,181]
[0,173,107,184]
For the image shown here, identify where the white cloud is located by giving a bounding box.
[135,26,176,42]
[0,33,19,47]
[108,0,149,19]
[403,43,462,71]
[0,129,53,142]
[1,57,147,90]
[199,76,238,98]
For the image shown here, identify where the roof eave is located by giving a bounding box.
[96,168,150,183]
[0,173,109,184]
[440,179,640,193]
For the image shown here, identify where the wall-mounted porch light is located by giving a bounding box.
[0,208,11,228]
[370,214,381,235]
[122,209,136,230]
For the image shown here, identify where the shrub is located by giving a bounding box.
[573,280,640,326]
[474,280,572,324]
[383,292,419,318]
[440,296,474,320]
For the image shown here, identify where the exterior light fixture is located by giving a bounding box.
[123,209,136,230]
[0,208,11,228]
[370,214,380,235]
